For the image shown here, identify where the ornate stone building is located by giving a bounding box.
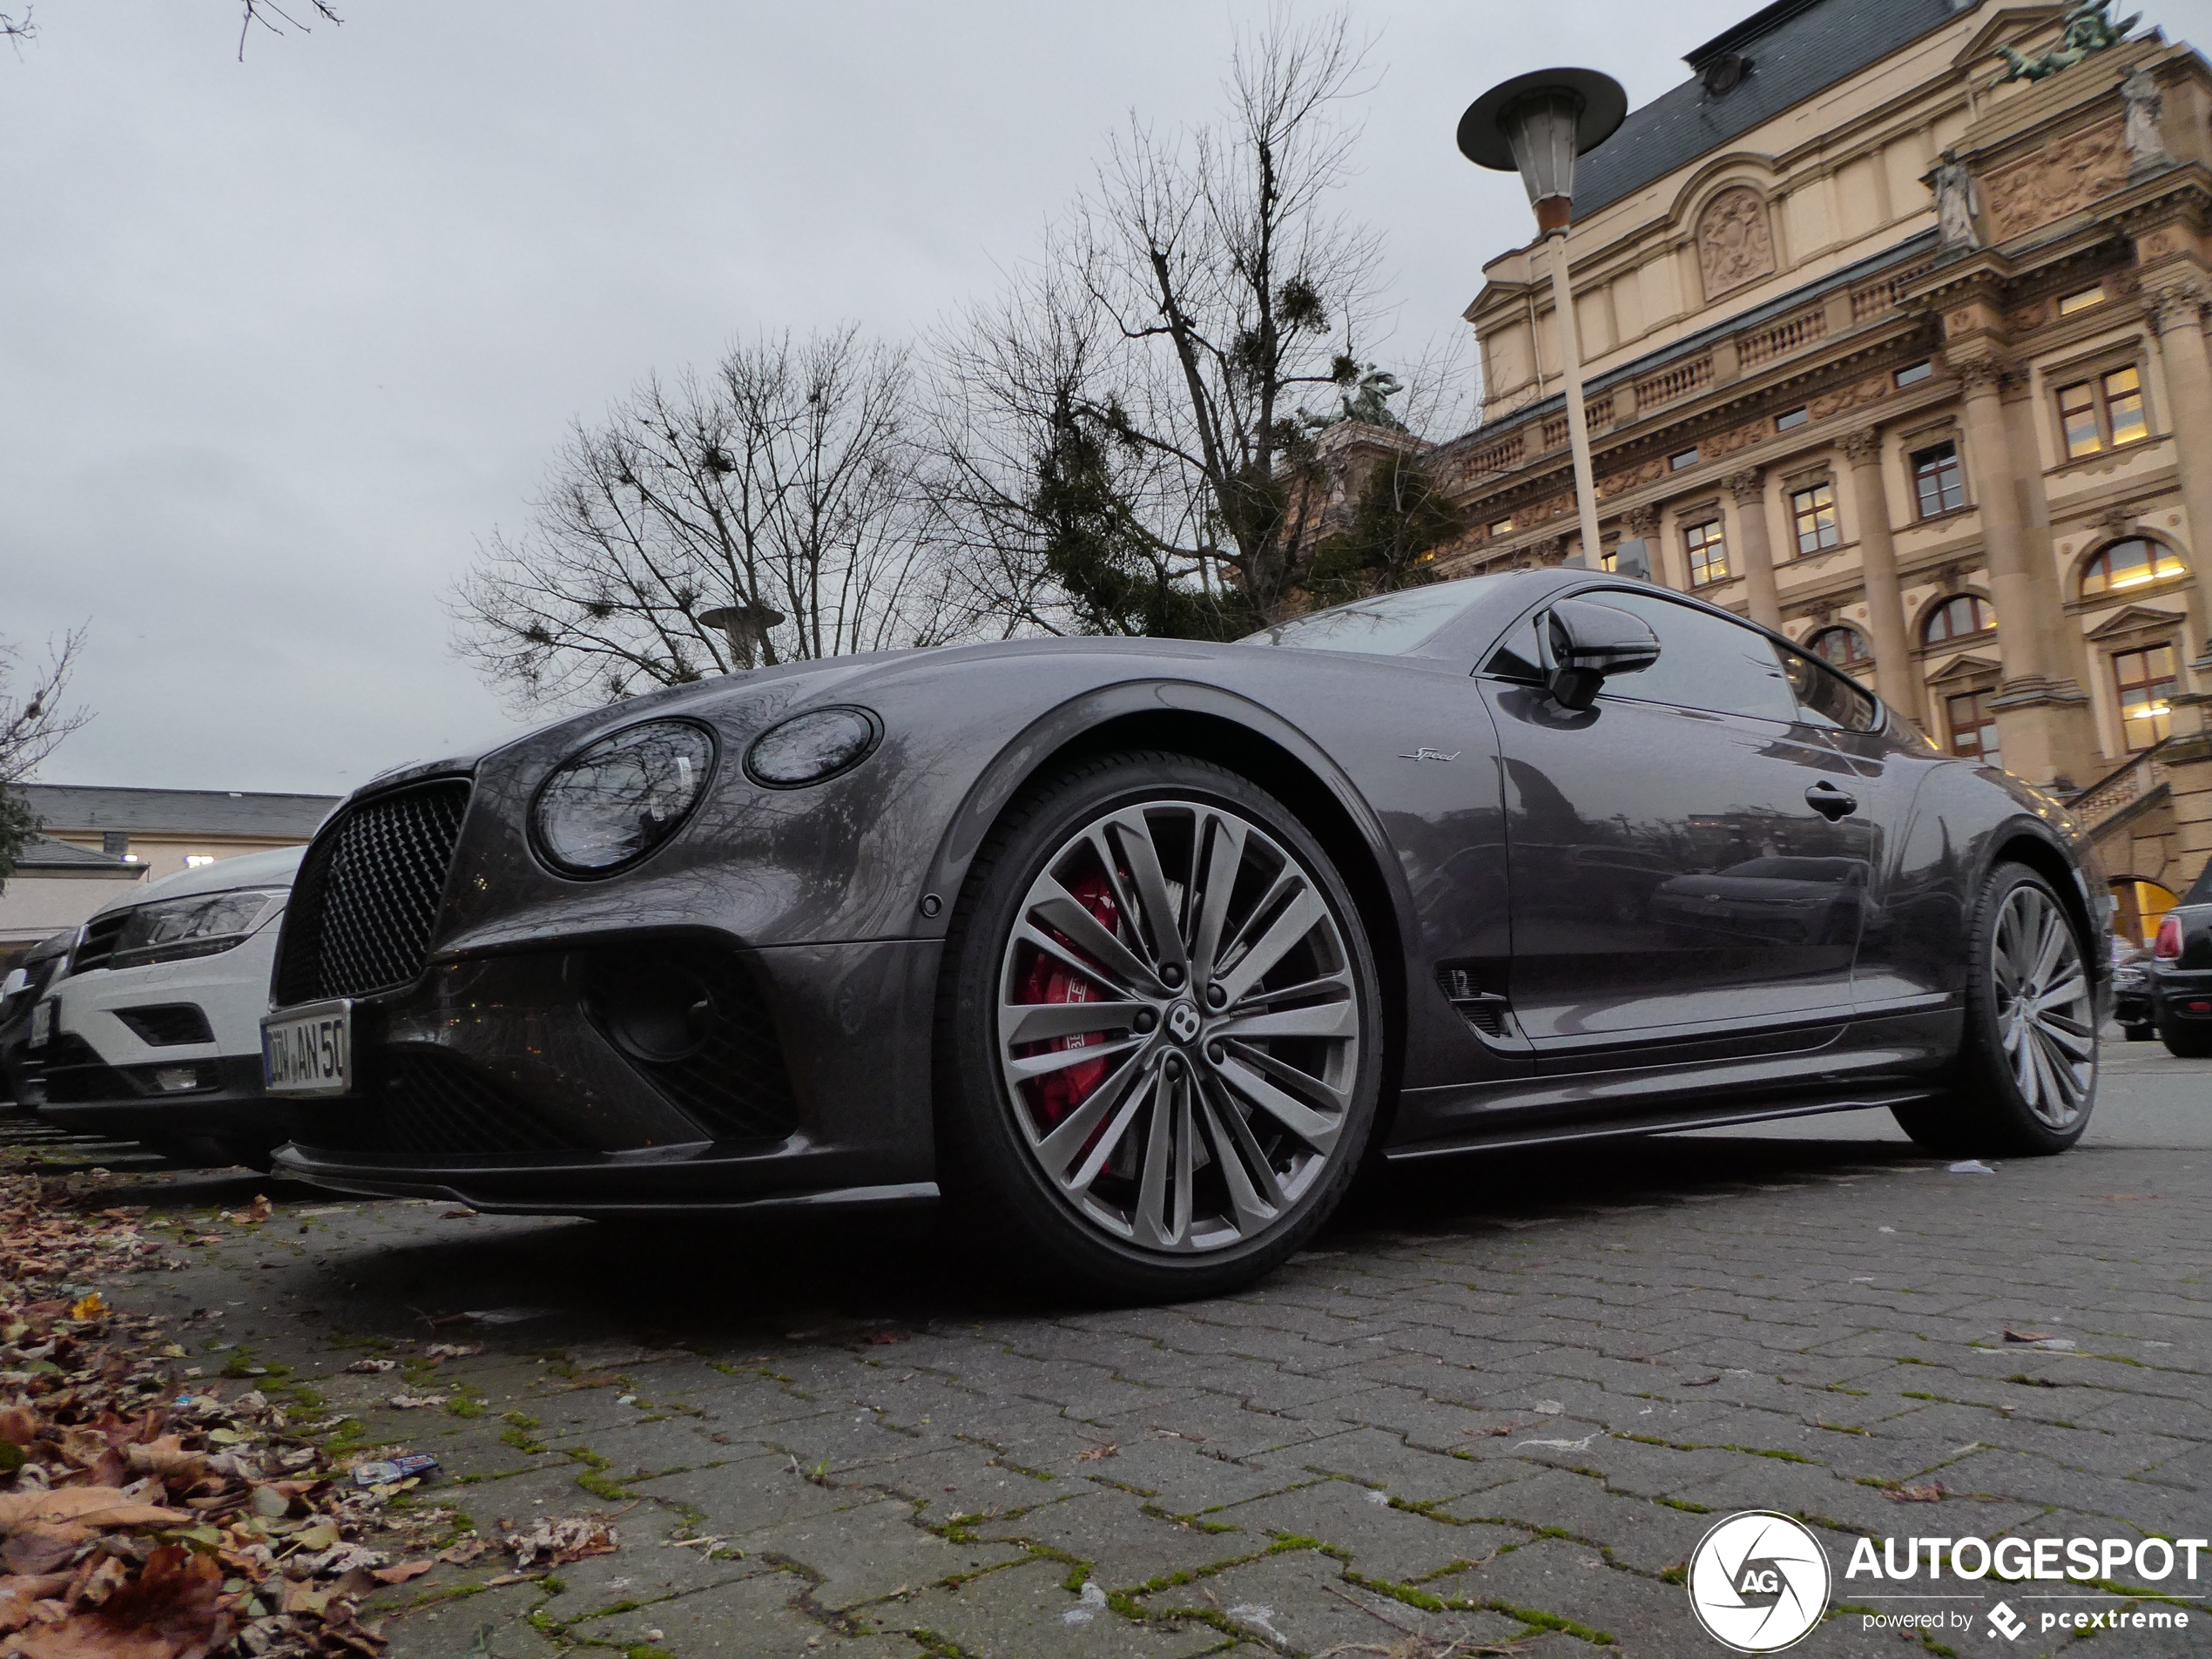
[1399,0,2212,939]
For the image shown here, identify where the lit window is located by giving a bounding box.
[1684,517,1729,586]
[1807,626,1871,671]
[1489,517,1514,536]
[1775,407,1810,431]
[1946,691,2001,767]
[2114,644,2178,751]
[1598,544,1619,573]
[1924,593,1996,644]
[2107,366,2148,446]
[1895,361,1933,388]
[1670,447,1701,471]
[2081,537,2187,597]
[2056,365,2150,458]
[184,855,216,867]
[1790,482,1840,556]
[2057,285,2105,316]
[1912,442,1966,517]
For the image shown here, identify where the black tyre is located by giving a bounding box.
[1892,861,2095,1157]
[936,752,1383,1303]
[2122,1022,2155,1042]
[2158,1018,2212,1059]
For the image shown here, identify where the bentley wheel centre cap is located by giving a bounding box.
[1166,1001,1202,1044]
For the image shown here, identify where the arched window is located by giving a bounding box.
[1924,594,1996,646]
[1806,626,1871,670]
[2080,537,2187,598]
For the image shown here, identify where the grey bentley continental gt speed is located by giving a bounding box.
[264,570,2109,1299]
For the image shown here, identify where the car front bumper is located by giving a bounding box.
[269,934,942,1215]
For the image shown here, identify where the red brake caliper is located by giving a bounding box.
[1019,871,1120,1130]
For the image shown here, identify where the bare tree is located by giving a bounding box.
[933,10,1409,635]
[454,327,955,711]
[0,3,340,57]
[0,628,92,885]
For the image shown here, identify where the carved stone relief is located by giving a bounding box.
[1696,185,1778,300]
[1808,372,1893,423]
[1985,119,2128,241]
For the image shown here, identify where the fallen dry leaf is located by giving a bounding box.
[1074,1443,1118,1462]
[385,1394,448,1410]
[1888,1481,1948,1503]
[369,1560,435,1586]
[243,1195,273,1225]
[435,1538,494,1566]
[507,1516,618,1569]
[343,1358,397,1374]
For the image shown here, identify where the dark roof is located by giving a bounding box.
[8,784,341,839]
[1575,0,1973,218]
[10,833,145,874]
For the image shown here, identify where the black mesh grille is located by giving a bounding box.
[276,780,470,1004]
[301,1051,582,1157]
[586,946,799,1143]
[115,1004,215,1047]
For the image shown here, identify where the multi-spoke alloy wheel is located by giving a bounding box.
[1892,861,2096,1157]
[1990,882,2094,1129]
[940,755,1380,1299]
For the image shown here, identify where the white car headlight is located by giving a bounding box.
[100,888,287,970]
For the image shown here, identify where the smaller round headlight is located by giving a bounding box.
[533,719,716,875]
[745,706,881,788]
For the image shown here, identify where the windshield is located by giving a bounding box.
[1240,577,1502,656]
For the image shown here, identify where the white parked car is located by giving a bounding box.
[30,846,302,1167]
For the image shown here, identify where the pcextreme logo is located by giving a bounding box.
[1686,1512,1832,1652]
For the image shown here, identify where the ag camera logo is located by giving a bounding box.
[1688,1512,1832,1652]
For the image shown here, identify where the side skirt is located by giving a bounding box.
[1382,1088,1940,1163]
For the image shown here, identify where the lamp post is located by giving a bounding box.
[698,603,786,671]
[1459,68,1627,571]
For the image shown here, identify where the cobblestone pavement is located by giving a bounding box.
[8,1040,2209,1659]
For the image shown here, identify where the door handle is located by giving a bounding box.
[1805,780,1857,821]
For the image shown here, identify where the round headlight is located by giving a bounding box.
[532,719,716,875]
[745,706,881,788]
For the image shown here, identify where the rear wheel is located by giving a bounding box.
[2122,1022,2154,1042]
[1892,862,2095,1157]
[937,753,1382,1303]
[2159,1018,2212,1059]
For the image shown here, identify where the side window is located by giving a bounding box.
[1777,643,1878,732]
[1579,590,1798,723]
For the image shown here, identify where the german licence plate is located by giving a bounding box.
[262,1000,353,1096]
[28,999,52,1049]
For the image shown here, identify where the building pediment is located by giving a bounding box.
[1952,4,2065,73]
[1927,651,2003,685]
[2084,604,2188,642]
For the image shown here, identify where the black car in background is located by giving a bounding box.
[0,930,74,1109]
[262,571,2110,1300]
[2147,859,2212,1057]
[2112,945,2155,1042]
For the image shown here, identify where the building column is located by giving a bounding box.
[2147,281,2212,892]
[2148,280,2212,677]
[1727,468,1782,629]
[1955,355,2094,789]
[1840,428,1921,724]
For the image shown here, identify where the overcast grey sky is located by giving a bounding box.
[8,1,2207,795]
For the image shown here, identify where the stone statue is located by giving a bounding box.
[1304,364,1407,432]
[1991,0,2140,85]
[1930,151,1981,251]
[2122,64,2172,172]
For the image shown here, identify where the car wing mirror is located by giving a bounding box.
[1540,599,1662,712]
